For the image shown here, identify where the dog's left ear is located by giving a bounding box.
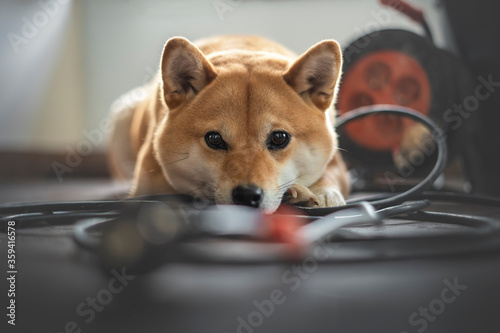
[160,37,217,110]
[283,40,342,111]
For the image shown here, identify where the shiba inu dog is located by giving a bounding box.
[108,35,349,213]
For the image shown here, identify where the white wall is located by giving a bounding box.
[0,0,82,151]
[0,0,448,152]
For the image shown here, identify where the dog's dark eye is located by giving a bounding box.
[205,132,227,150]
[267,131,291,150]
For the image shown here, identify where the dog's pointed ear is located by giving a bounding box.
[283,40,342,111]
[160,37,217,109]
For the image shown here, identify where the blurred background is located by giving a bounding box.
[3,2,500,333]
[0,0,499,197]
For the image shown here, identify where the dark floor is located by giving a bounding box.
[1,178,500,333]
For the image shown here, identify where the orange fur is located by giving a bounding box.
[108,35,349,212]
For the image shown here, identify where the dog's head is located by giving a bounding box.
[154,37,343,212]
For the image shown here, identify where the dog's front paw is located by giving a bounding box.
[310,186,346,207]
[283,184,346,208]
[283,184,319,207]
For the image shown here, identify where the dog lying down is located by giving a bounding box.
[108,35,350,213]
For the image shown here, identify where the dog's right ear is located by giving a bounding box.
[160,37,217,109]
[283,40,342,111]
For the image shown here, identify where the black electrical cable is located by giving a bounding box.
[0,200,126,215]
[0,195,194,216]
[375,200,430,219]
[73,217,112,251]
[0,195,195,231]
[348,191,500,207]
[0,211,119,231]
[68,197,500,268]
[419,191,500,206]
[69,200,414,257]
[395,211,500,234]
[422,20,434,42]
[336,105,448,208]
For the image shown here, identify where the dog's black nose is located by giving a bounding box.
[232,184,263,208]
